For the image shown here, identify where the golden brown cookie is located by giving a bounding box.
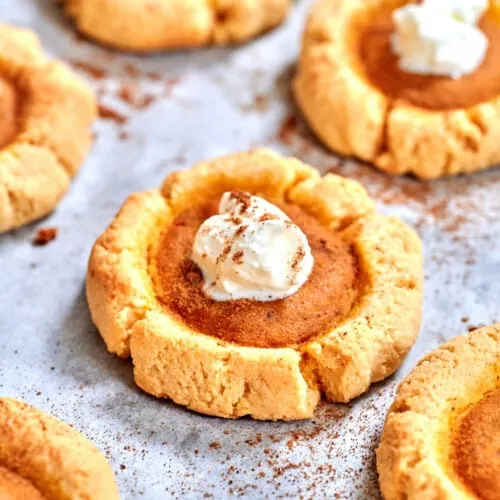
[0,398,119,499]
[294,0,500,179]
[0,24,96,234]
[62,0,291,51]
[87,149,423,421]
[377,324,500,499]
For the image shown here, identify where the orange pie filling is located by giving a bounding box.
[351,2,500,111]
[451,387,500,500]
[0,76,19,149]
[0,466,45,500]
[151,197,360,348]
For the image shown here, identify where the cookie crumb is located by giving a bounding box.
[33,227,58,246]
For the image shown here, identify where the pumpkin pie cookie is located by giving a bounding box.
[377,324,500,499]
[62,0,291,51]
[0,24,96,234]
[0,398,119,499]
[87,149,423,420]
[294,0,500,179]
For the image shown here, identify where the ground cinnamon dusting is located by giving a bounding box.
[153,197,360,348]
[33,227,58,246]
[216,243,232,265]
[258,213,279,222]
[118,83,136,105]
[124,63,140,78]
[98,104,127,124]
[227,216,242,225]
[232,251,244,265]
[229,191,252,214]
[323,160,496,238]
[208,398,381,496]
[163,78,180,97]
[278,115,298,145]
[118,83,155,109]
[70,61,106,80]
[291,248,306,271]
[234,225,248,238]
[451,388,500,500]
[355,8,500,110]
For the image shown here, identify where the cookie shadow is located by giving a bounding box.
[58,285,383,498]
[58,283,136,390]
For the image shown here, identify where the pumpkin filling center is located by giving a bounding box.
[353,3,500,110]
[152,197,360,348]
[451,387,500,500]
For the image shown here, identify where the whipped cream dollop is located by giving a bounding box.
[391,0,489,79]
[192,191,314,302]
[429,0,488,24]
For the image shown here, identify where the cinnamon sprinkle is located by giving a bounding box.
[291,247,306,272]
[216,243,232,265]
[118,83,156,109]
[258,213,279,222]
[70,61,106,79]
[229,191,252,215]
[98,104,127,124]
[232,251,244,265]
[33,227,58,246]
[227,216,243,226]
[234,225,248,238]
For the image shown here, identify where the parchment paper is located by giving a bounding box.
[2,1,500,498]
